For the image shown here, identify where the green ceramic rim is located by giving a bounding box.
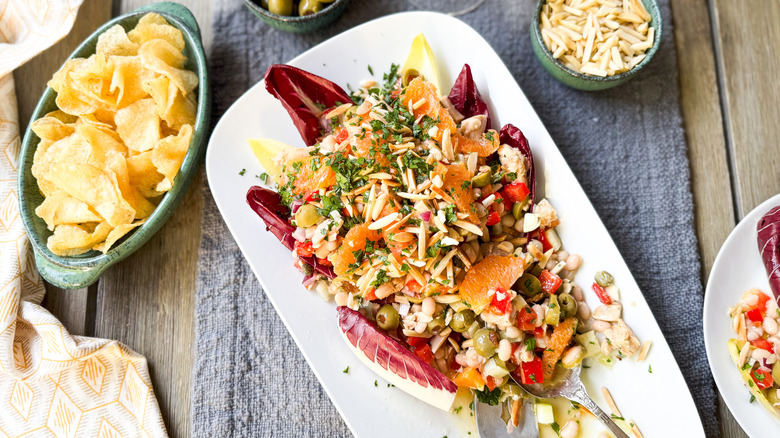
[17,3,211,280]
[531,0,663,87]
[243,0,349,24]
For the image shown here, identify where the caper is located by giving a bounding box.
[267,0,293,15]
[558,293,578,319]
[298,0,324,16]
[502,383,524,399]
[376,304,399,331]
[516,272,543,297]
[472,172,492,188]
[474,328,498,357]
[449,309,476,333]
[545,295,561,326]
[295,204,321,228]
[428,316,446,334]
[512,202,524,220]
[595,270,614,287]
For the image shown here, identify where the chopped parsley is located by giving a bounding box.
[343,366,349,374]
[257,173,269,183]
[382,63,400,91]
[374,380,378,387]
[371,270,390,287]
[750,393,756,403]
[238,168,246,176]
[648,364,653,373]
[550,422,560,436]
[611,414,624,421]
[367,65,374,75]
[453,406,463,414]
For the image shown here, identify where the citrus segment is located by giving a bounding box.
[454,130,500,157]
[437,162,478,224]
[541,317,577,381]
[281,155,336,196]
[330,223,382,276]
[402,77,457,143]
[460,255,526,313]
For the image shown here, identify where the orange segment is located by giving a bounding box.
[461,255,526,313]
[453,366,486,391]
[436,162,478,224]
[401,77,457,142]
[281,155,336,196]
[541,317,578,381]
[454,130,500,157]
[329,223,383,276]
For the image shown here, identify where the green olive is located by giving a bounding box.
[545,295,561,326]
[298,0,324,16]
[773,362,780,384]
[295,204,321,228]
[376,305,399,331]
[428,316,446,334]
[495,357,517,373]
[472,172,492,188]
[512,202,524,220]
[474,328,499,357]
[503,383,524,400]
[516,272,543,297]
[267,0,293,15]
[768,385,780,405]
[530,263,543,277]
[257,0,269,8]
[558,293,578,319]
[402,68,420,87]
[595,270,614,287]
[449,309,476,333]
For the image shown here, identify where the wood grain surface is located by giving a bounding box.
[14,0,772,436]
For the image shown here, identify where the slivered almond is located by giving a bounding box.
[368,212,398,230]
[452,220,483,236]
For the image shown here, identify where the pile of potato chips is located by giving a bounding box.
[31,13,197,256]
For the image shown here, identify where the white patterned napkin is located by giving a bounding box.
[0,1,166,436]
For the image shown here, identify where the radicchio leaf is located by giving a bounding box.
[758,206,780,303]
[448,64,492,129]
[499,124,535,204]
[264,64,353,146]
[247,185,336,279]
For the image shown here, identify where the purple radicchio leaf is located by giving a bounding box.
[498,124,535,204]
[448,64,492,130]
[246,186,336,279]
[758,206,780,303]
[264,64,353,146]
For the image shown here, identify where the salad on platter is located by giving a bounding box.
[245,35,649,434]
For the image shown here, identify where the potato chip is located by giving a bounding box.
[139,40,198,96]
[96,24,139,57]
[35,190,103,231]
[46,163,135,227]
[151,124,192,191]
[115,98,160,152]
[127,151,165,198]
[47,222,112,256]
[32,13,198,256]
[127,13,185,51]
[93,219,146,253]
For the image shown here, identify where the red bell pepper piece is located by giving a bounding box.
[485,375,499,391]
[539,270,562,294]
[486,211,501,226]
[537,229,553,252]
[519,356,544,384]
[592,283,613,305]
[364,288,378,302]
[752,367,774,390]
[756,291,772,313]
[414,344,434,365]
[294,240,313,258]
[517,307,537,331]
[502,182,530,204]
[752,338,775,354]
[406,336,428,349]
[489,288,513,314]
[746,308,764,324]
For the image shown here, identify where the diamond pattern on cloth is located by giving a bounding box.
[0,1,167,437]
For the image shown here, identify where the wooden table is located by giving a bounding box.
[13,0,779,436]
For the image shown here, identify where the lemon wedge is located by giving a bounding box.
[400,33,442,94]
[728,338,780,418]
[247,138,293,185]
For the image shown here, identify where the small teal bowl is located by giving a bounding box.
[18,2,211,289]
[530,0,662,91]
[243,0,350,33]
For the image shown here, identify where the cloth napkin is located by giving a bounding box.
[193,0,717,436]
[0,2,166,436]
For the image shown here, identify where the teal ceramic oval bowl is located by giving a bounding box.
[243,0,350,33]
[530,0,662,91]
[18,2,211,289]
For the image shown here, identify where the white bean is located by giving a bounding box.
[747,331,760,341]
[765,317,779,336]
[561,346,584,368]
[455,352,468,367]
[557,250,569,262]
[498,339,512,361]
[422,297,436,316]
[565,254,582,271]
[560,420,579,438]
[532,304,545,327]
[334,292,348,307]
[505,326,521,339]
[415,321,428,333]
[743,293,759,307]
[375,283,396,299]
[497,241,514,254]
[501,214,516,228]
[752,348,773,362]
[593,320,611,332]
[577,300,591,320]
[571,284,584,301]
[545,259,557,270]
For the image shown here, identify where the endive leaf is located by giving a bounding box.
[401,33,442,94]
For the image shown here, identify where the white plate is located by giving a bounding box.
[206,11,705,437]
[704,193,780,435]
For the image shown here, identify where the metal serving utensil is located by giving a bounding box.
[475,396,539,438]
[517,364,630,438]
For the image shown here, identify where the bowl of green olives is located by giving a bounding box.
[244,0,350,33]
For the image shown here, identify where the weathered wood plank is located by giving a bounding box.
[91,1,211,436]
[712,0,780,217]
[14,0,113,337]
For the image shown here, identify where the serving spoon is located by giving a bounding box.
[517,364,630,438]
[475,397,538,438]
